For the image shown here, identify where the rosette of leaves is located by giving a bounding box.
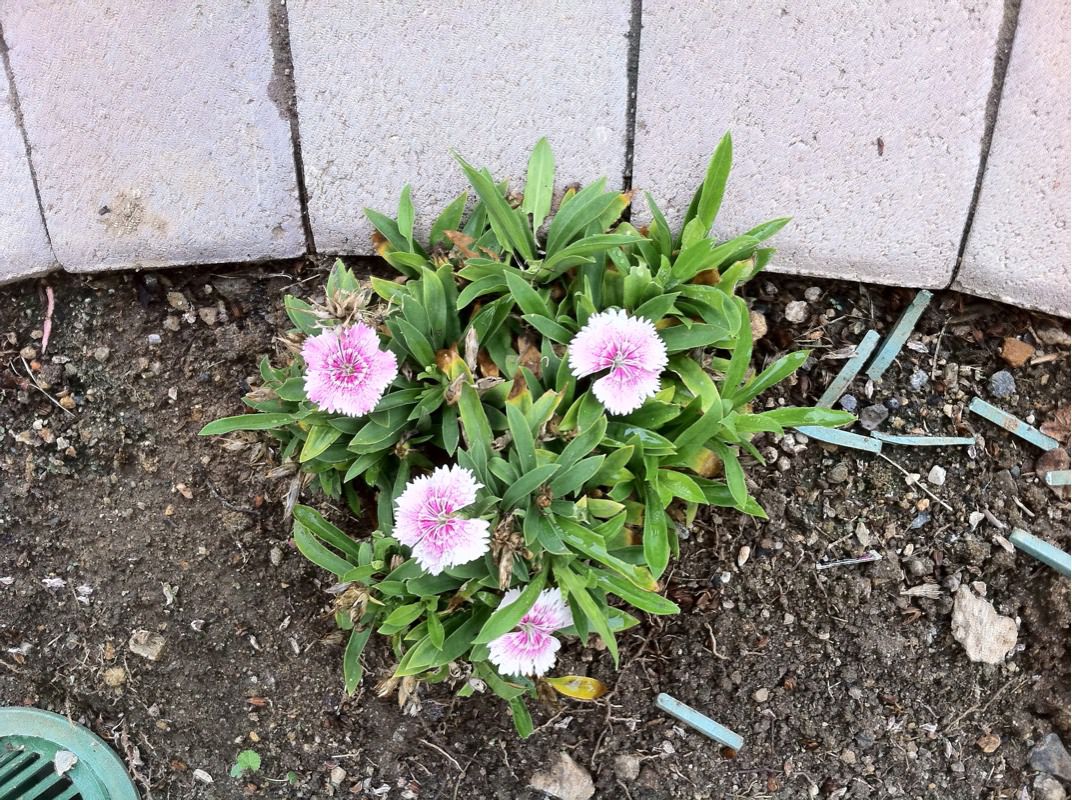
[201,136,851,735]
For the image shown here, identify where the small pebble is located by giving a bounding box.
[884,397,901,411]
[753,688,769,702]
[927,465,947,486]
[93,346,110,362]
[784,300,808,323]
[909,512,931,530]
[988,370,1016,399]
[908,369,928,391]
[859,404,890,431]
[804,286,822,302]
[828,463,850,484]
[838,394,858,412]
[147,334,162,346]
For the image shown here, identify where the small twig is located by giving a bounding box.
[15,357,74,417]
[40,285,55,354]
[418,739,462,772]
[877,452,953,512]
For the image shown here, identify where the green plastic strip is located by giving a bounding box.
[655,693,744,751]
[869,432,976,447]
[865,290,933,382]
[1044,471,1071,487]
[0,707,139,800]
[968,397,1060,452]
[1009,529,1072,578]
[816,330,881,407]
[797,426,883,453]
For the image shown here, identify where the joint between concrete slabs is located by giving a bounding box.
[621,0,643,206]
[267,0,317,255]
[0,18,58,269]
[947,0,1022,291]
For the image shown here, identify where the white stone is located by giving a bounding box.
[632,1,1004,290]
[0,2,305,273]
[927,465,947,487]
[956,1,1072,318]
[287,1,630,253]
[528,752,595,800]
[0,70,54,283]
[951,587,1017,664]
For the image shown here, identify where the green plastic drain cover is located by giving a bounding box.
[0,708,138,800]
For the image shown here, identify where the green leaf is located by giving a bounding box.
[501,464,560,510]
[593,571,680,615]
[643,486,670,577]
[199,413,299,435]
[721,297,753,393]
[293,505,364,563]
[429,190,468,248]
[230,750,261,778]
[294,526,354,577]
[760,406,855,428]
[509,697,534,738]
[521,313,574,345]
[729,350,809,407]
[544,180,615,254]
[557,416,608,470]
[744,216,791,243]
[343,626,374,695]
[299,425,342,463]
[669,354,720,411]
[474,569,548,644]
[393,318,436,366]
[504,271,551,317]
[454,154,535,261]
[397,185,415,248]
[634,292,679,322]
[710,441,747,509]
[696,132,732,231]
[554,560,618,666]
[505,404,537,473]
[660,322,732,354]
[284,295,321,335]
[365,207,409,254]
[658,470,707,503]
[521,137,555,235]
[419,266,448,346]
[541,233,642,277]
[548,455,605,497]
[458,275,507,309]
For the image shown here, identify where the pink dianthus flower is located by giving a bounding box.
[567,308,668,415]
[302,323,398,417]
[394,465,490,575]
[487,588,573,677]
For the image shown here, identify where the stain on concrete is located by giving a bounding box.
[99,190,168,236]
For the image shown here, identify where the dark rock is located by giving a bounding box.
[1030,733,1071,782]
[859,404,890,431]
[988,370,1016,399]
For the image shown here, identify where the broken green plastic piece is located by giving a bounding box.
[968,397,1060,452]
[816,330,881,407]
[1009,529,1071,578]
[655,693,744,751]
[798,426,883,453]
[869,432,976,447]
[865,290,933,382]
[1044,471,1071,487]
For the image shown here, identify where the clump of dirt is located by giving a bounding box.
[1,260,1068,799]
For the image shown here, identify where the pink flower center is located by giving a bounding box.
[328,349,370,387]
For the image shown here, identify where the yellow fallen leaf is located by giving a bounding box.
[544,675,608,701]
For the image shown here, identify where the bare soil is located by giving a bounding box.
[1,260,1069,799]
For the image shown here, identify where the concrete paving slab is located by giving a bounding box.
[0,2,305,273]
[287,0,631,253]
[632,1,1004,289]
[0,69,54,283]
[955,0,1071,318]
